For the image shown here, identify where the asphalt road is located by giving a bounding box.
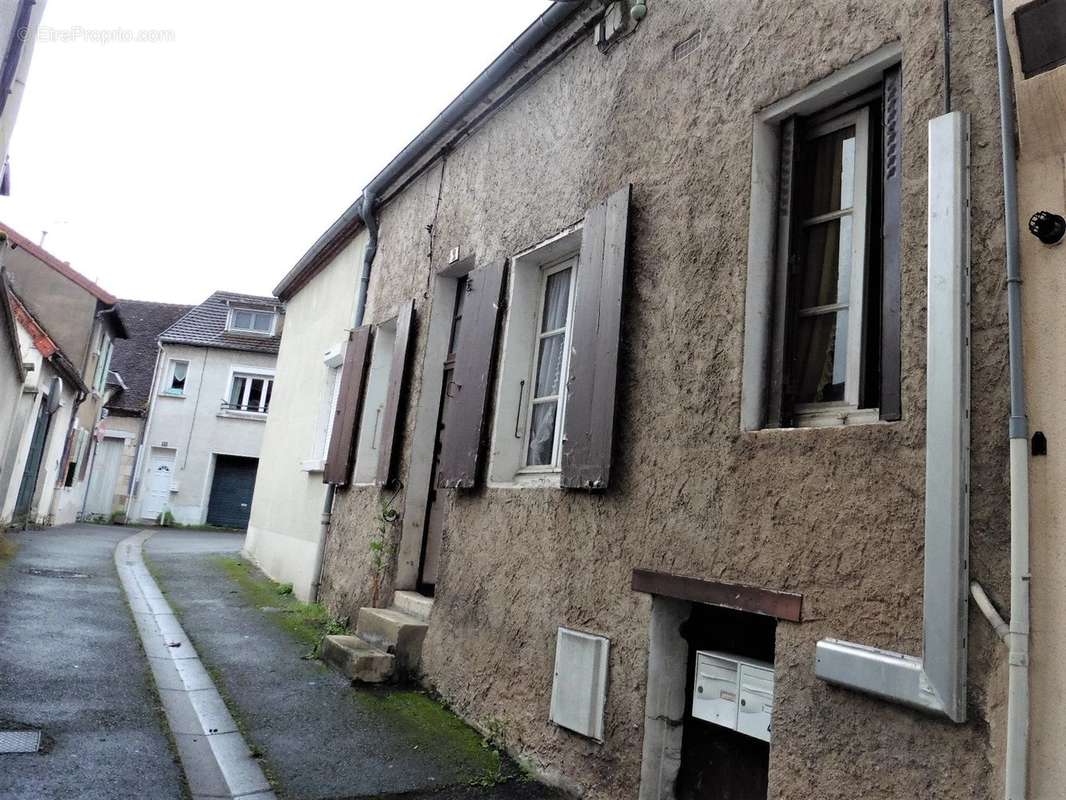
[0,524,186,800]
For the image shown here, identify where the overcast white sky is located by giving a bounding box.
[0,1,552,302]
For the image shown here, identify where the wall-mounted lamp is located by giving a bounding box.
[1028,211,1066,245]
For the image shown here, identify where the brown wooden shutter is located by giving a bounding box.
[323,325,372,486]
[437,260,506,489]
[880,65,903,422]
[375,300,414,487]
[768,118,798,427]
[561,184,631,490]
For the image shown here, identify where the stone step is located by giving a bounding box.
[355,606,429,675]
[392,590,434,621]
[319,635,394,684]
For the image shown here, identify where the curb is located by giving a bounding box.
[116,530,276,800]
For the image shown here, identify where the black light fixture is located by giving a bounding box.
[1028,211,1066,245]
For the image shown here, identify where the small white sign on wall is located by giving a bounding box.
[549,627,609,742]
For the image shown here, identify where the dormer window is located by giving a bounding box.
[228,308,275,335]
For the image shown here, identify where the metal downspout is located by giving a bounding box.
[308,0,587,604]
[991,0,1030,796]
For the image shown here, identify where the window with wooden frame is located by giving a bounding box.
[762,65,902,429]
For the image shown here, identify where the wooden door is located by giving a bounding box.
[14,399,52,522]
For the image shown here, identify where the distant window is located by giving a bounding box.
[165,359,189,395]
[64,460,78,487]
[93,335,113,393]
[225,372,274,414]
[228,308,275,334]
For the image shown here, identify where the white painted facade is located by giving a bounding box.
[130,342,276,525]
[244,232,366,600]
[0,314,78,526]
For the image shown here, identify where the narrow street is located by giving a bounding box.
[0,525,184,799]
[0,525,565,800]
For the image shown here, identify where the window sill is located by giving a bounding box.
[160,391,186,398]
[488,469,562,490]
[754,406,884,432]
[217,410,268,421]
[301,458,325,473]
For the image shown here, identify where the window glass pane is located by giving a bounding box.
[232,311,253,330]
[252,312,273,332]
[802,126,856,217]
[263,380,273,411]
[793,309,848,404]
[540,268,571,332]
[448,277,467,355]
[526,402,557,466]
[229,376,246,406]
[797,217,852,309]
[247,378,264,410]
[533,333,566,398]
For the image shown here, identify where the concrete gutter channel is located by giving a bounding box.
[115,529,276,800]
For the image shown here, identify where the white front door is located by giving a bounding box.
[141,448,175,521]
[84,437,124,516]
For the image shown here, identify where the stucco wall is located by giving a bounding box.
[245,232,366,601]
[133,344,275,525]
[317,2,1014,798]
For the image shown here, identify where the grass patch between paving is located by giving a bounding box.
[210,555,345,652]
[213,554,506,786]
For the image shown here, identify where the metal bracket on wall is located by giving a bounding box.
[815,111,971,723]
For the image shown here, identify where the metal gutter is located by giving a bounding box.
[0,0,35,119]
[815,111,972,723]
[274,1,590,301]
[990,0,1030,795]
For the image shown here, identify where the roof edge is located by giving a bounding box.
[274,1,591,302]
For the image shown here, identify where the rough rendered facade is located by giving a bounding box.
[268,1,1057,797]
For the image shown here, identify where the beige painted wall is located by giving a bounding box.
[1007,0,1066,794]
[244,231,365,601]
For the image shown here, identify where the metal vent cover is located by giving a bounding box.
[549,628,609,741]
[0,730,41,754]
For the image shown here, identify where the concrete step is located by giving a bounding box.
[319,635,394,684]
[392,590,434,621]
[355,606,429,675]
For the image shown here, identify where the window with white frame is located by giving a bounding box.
[227,308,275,334]
[92,331,113,394]
[164,359,189,395]
[523,258,577,469]
[740,47,903,431]
[488,226,582,487]
[306,344,344,470]
[788,108,870,418]
[225,372,274,413]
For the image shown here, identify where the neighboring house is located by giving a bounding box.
[249,2,1066,800]
[129,291,281,527]
[0,271,87,526]
[0,0,49,192]
[0,221,126,525]
[244,231,366,597]
[81,299,192,522]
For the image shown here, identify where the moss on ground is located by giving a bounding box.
[0,534,17,567]
[214,553,506,786]
[210,555,345,651]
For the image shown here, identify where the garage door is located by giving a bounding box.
[206,455,259,529]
